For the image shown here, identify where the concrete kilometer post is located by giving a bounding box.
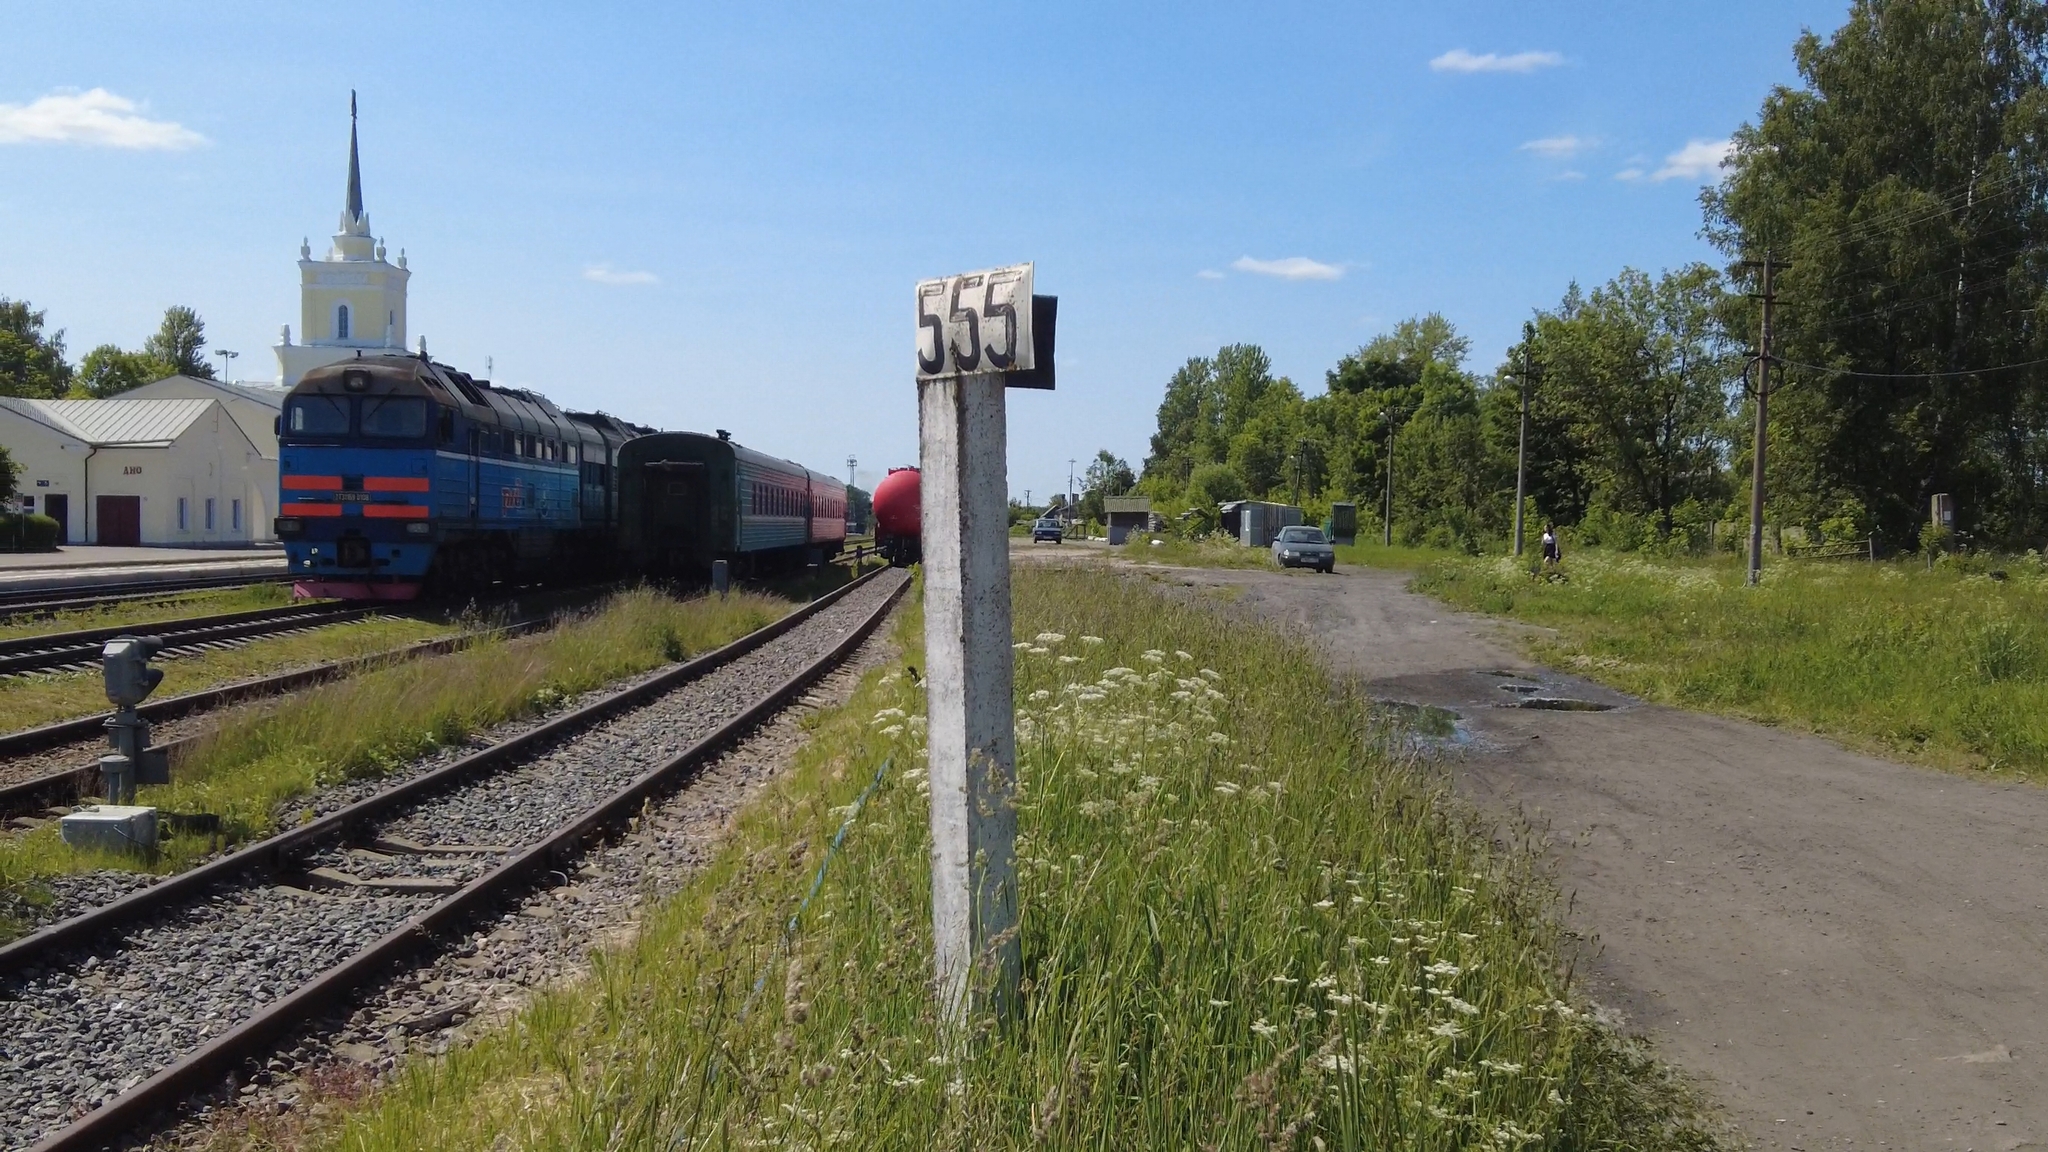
[914,263,1052,1026]
[919,369,1021,1020]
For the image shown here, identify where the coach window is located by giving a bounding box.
[336,304,350,340]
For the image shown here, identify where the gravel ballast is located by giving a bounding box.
[0,570,906,1151]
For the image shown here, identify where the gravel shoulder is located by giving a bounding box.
[1056,545,2048,1152]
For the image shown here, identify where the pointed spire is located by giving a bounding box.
[345,90,364,225]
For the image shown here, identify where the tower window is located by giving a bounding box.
[337,304,350,340]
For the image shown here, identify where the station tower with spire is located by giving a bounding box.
[274,92,413,387]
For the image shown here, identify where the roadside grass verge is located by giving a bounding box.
[308,566,1721,1151]
[1414,550,2048,778]
[1137,535,1275,569]
[0,581,294,643]
[0,615,458,735]
[0,588,792,913]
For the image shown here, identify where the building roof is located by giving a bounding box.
[0,397,216,447]
[346,91,365,226]
[130,374,286,409]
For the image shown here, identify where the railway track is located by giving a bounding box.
[0,616,567,823]
[0,573,294,620]
[0,603,375,679]
[0,566,908,1151]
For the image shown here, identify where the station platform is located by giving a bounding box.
[0,545,283,572]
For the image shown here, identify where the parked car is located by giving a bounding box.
[1272,525,1335,572]
[1032,517,1066,543]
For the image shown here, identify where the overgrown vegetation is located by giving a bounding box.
[0,587,791,914]
[304,567,1721,1151]
[0,582,295,643]
[1415,549,2048,778]
[0,610,449,735]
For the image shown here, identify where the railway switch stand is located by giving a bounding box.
[100,636,171,804]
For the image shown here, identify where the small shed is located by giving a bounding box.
[1103,496,1151,544]
[1237,500,1303,548]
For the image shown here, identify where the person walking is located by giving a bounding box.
[1540,525,1560,567]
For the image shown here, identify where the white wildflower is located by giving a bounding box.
[1175,650,1194,660]
[879,725,904,737]
[1428,1020,1464,1039]
[1199,668,1223,681]
[1028,646,1050,655]
[1309,974,1338,989]
[1080,635,1104,644]
[1327,992,1355,1005]
[1444,996,1479,1016]
[889,1074,925,1088]
[1480,1059,1524,1075]
[1424,961,1462,979]
[1250,1017,1279,1038]
[1035,632,1067,644]
[1212,781,1240,796]
[1206,732,1232,746]
[1270,974,1298,986]
[1315,1053,1358,1075]
[1029,689,1052,702]
[1170,690,1194,702]
[1012,641,1031,650]
[1208,998,1231,1007]
[1057,655,1081,664]
[1313,899,1335,910]
[1141,650,1166,664]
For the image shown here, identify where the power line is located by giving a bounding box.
[1774,354,2048,380]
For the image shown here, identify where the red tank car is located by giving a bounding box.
[872,466,921,566]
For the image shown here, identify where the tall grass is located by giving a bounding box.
[1414,550,2048,777]
[0,588,791,906]
[312,567,1719,1151]
[0,615,456,734]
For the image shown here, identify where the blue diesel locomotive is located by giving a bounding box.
[616,430,846,576]
[276,354,646,599]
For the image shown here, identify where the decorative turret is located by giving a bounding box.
[275,91,413,387]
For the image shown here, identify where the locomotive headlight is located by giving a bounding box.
[404,521,432,536]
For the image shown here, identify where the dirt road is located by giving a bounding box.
[1042,546,2048,1149]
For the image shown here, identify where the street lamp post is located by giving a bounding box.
[215,349,238,382]
[1380,411,1398,546]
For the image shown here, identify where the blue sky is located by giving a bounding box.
[1,1,1848,498]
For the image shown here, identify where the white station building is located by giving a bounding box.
[0,396,271,546]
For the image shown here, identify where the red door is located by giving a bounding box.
[96,496,141,546]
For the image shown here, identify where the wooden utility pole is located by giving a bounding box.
[1743,250,1789,587]
[1382,416,1395,547]
[1511,325,1537,558]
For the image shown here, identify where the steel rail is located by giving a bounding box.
[0,603,373,678]
[0,618,569,822]
[0,573,293,616]
[20,565,905,1152]
[0,565,893,977]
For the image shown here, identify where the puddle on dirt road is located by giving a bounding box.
[1498,697,1616,712]
[1368,699,1474,755]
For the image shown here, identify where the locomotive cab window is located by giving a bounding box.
[361,396,429,438]
[288,396,350,435]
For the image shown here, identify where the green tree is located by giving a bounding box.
[0,298,73,398]
[1523,266,1738,537]
[1140,344,1306,505]
[77,344,174,398]
[1079,449,1137,522]
[141,305,215,379]
[1706,0,2048,546]
[0,443,19,504]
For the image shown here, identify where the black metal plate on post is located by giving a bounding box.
[1006,296,1057,390]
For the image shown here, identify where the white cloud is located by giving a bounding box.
[1195,269,1225,280]
[583,264,659,286]
[1231,255,1342,281]
[1650,138,1733,182]
[1614,167,1647,182]
[1430,49,1563,74]
[1553,170,1586,182]
[1519,134,1594,158]
[0,88,205,149]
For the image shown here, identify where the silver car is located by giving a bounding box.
[1272,525,1335,572]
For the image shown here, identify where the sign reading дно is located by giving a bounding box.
[915,262,1054,389]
